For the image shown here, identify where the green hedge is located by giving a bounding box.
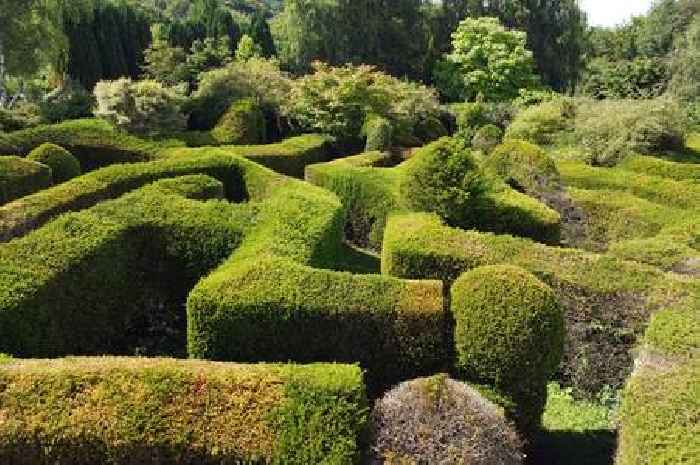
[187,178,446,392]
[0,156,52,205]
[452,265,564,437]
[0,357,368,465]
[382,212,696,396]
[26,143,81,183]
[618,153,700,182]
[0,176,254,357]
[211,98,266,145]
[306,146,560,248]
[0,119,179,171]
[0,146,283,242]
[485,140,559,194]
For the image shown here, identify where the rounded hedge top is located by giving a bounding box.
[400,137,488,226]
[370,374,524,465]
[211,98,266,145]
[452,264,564,385]
[485,139,559,193]
[26,143,81,183]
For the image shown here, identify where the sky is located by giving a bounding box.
[579,0,656,27]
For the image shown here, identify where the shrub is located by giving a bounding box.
[0,107,39,132]
[94,78,186,137]
[471,124,503,153]
[574,98,690,166]
[26,143,81,183]
[362,115,393,152]
[505,99,572,145]
[370,374,524,464]
[39,79,93,123]
[210,98,266,145]
[399,137,488,227]
[485,140,559,194]
[0,156,52,204]
[414,115,448,143]
[451,265,565,436]
[0,357,368,465]
[284,62,439,143]
[188,58,291,130]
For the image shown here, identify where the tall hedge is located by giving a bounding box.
[211,98,266,145]
[0,358,368,465]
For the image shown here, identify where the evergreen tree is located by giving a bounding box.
[247,11,276,58]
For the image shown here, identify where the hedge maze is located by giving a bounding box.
[0,120,698,464]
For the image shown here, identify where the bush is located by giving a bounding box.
[0,156,52,204]
[574,98,690,166]
[284,62,439,143]
[0,357,368,465]
[39,79,94,123]
[188,57,291,130]
[505,99,573,145]
[210,98,266,145]
[471,124,503,153]
[485,140,559,194]
[370,374,524,464]
[26,143,81,183]
[362,115,393,152]
[451,265,565,436]
[414,115,448,143]
[400,137,488,227]
[0,107,39,132]
[94,78,186,137]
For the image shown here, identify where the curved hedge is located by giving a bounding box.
[0,357,368,465]
[26,143,81,183]
[485,140,559,195]
[0,156,52,205]
[0,119,177,171]
[0,176,253,357]
[452,265,564,436]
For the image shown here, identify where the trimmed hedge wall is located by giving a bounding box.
[0,156,52,205]
[187,177,446,392]
[306,146,560,248]
[0,357,368,465]
[382,212,696,397]
[0,119,178,171]
[211,98,266,145]
[452,265,564,437]
[0,176,254,357]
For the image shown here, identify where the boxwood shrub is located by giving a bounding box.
[26,143,81,183]
[0,357,368,465]
[485,140,560,195]
[451,265,564,436]
[0,156,52,205]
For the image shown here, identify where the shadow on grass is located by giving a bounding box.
[331,241,381,274]
[529,430,616,465]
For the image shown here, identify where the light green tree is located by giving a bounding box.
[433,17,540,102]
[235,34,262,62]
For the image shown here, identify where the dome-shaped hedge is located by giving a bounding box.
[26,143,81,183]
[211,98,266,145]
[485,139,559,194]
[370,374,524,465]
[451,265,564,436]
[471,124,503,154]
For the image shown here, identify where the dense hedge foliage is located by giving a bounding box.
[26,143,81,183]
[370,375,524,464]
[0,119,177,171]
[0,156,52,205]
[505,99,573,146]
[452,265,564,436]
[210,98,266,145]
[362,115,393,152]
[485,140,559,194]
[382,212,696,397]
[0,358,368,465]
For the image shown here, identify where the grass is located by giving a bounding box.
[533,383,617,465]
